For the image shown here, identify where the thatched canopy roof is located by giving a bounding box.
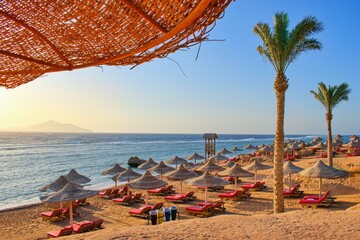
[0,0,233,88]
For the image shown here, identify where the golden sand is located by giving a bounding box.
[1,156,360,240]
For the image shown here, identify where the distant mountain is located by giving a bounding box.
[15,120,92,133]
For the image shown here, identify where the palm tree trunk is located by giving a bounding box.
[326,112,333,166]
[273,73,288,213]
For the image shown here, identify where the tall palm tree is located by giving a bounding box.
[310,82,351,166]
[254,12,323,213]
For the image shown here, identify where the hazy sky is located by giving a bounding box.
[0,1,359,135]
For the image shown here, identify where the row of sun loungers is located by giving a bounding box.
[148,185,175,195]
[47,218,104,238]
[98,186,129,199]
[113,193,144,205]
[164,191,196,203]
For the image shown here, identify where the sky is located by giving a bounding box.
[0,0,359,135]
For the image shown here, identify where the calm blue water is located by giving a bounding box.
[0,132,325,210]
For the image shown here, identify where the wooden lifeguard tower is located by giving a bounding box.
[203,133,218,161]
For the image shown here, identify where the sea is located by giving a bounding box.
[0,132,328,211]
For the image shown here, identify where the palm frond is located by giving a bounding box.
[273,12,289,71]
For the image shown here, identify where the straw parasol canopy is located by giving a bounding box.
[298,160,347,197]
[148,161,175,179]
[166,156,188,168]
[218,163,254,189]
[40,183,98,226]
[217,148,232,155]
[283,161,303,191]
[186,152,205,166]
[185,171,229,204]
[349,135,359,141]
[102,163,126,175]
[243,159,272,182]
[243,144,256,153]
[128,170,167,205]
[220,160,236,168]
[112,167,142,183]
[165,164,198,194]
[208,153,228,162]
[230,146,242,155]
[0,1,233,89]
[137,158,158,170]
[196,159,225,172]
[39,175,83,192]
[64,169,91,185]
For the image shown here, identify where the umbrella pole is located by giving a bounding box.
[255,169,257,182]
[289,174,291,191]
[146,192,149,206]
[115,180,117,189]
[205,186,208,205]
[234,177,237,190]
[180,180,183,195]
[319,177,322,198]
[69,201,73,227]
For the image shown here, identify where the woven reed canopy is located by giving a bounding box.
[0,0,233,88]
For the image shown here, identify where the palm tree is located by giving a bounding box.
[310,82,351,166]
[254,12,323,213]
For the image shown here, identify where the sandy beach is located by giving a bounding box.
[1,155,360,240]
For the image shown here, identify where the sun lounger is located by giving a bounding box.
[164,185,176,194]
[129,206,152,218]
[165,191,196,203]
[47,226,73,238]
[72,221,93,233]
[148,202,164,211]
[90,218,104,230]
[283,184,304,198]
[113,195,132,205]
[224,176,241,184]
[218,188,251,201]
[199,201,226,212]
[108,188,120,197]
[130,193,144,203]
[240,181,266,191]
[41,208,64,222]
[117,185,128,196]
[148,186,168,195]
[185,203,214,217]
[298,191,335,208]
[98,189,112,198]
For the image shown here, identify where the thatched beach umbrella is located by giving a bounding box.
[64,169,91,185]
[102,163,126,175]
[243,159,272,182]
[231,146,242,156]
[112,167,142,195]
[185,172,229,204]
[217,148,232,156]
[298,160,347,197]
[165,165,197,195]
[186,153,205,166]
[40,175,83,192]
[102,164,126,188]
[218,163,254,189]
[138,158,157,170]
[127,156,146,168]
[196,159,225,172]
[40,183,98,226]
[166,156,188,169]
[148,161,175,179]
[128,171,167,205]
[243,144,256,153]
[208,153,228,164]
[283,161,303,191]
[349,135,359,141]
[220,160,236,168]
[342,140,360,156]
